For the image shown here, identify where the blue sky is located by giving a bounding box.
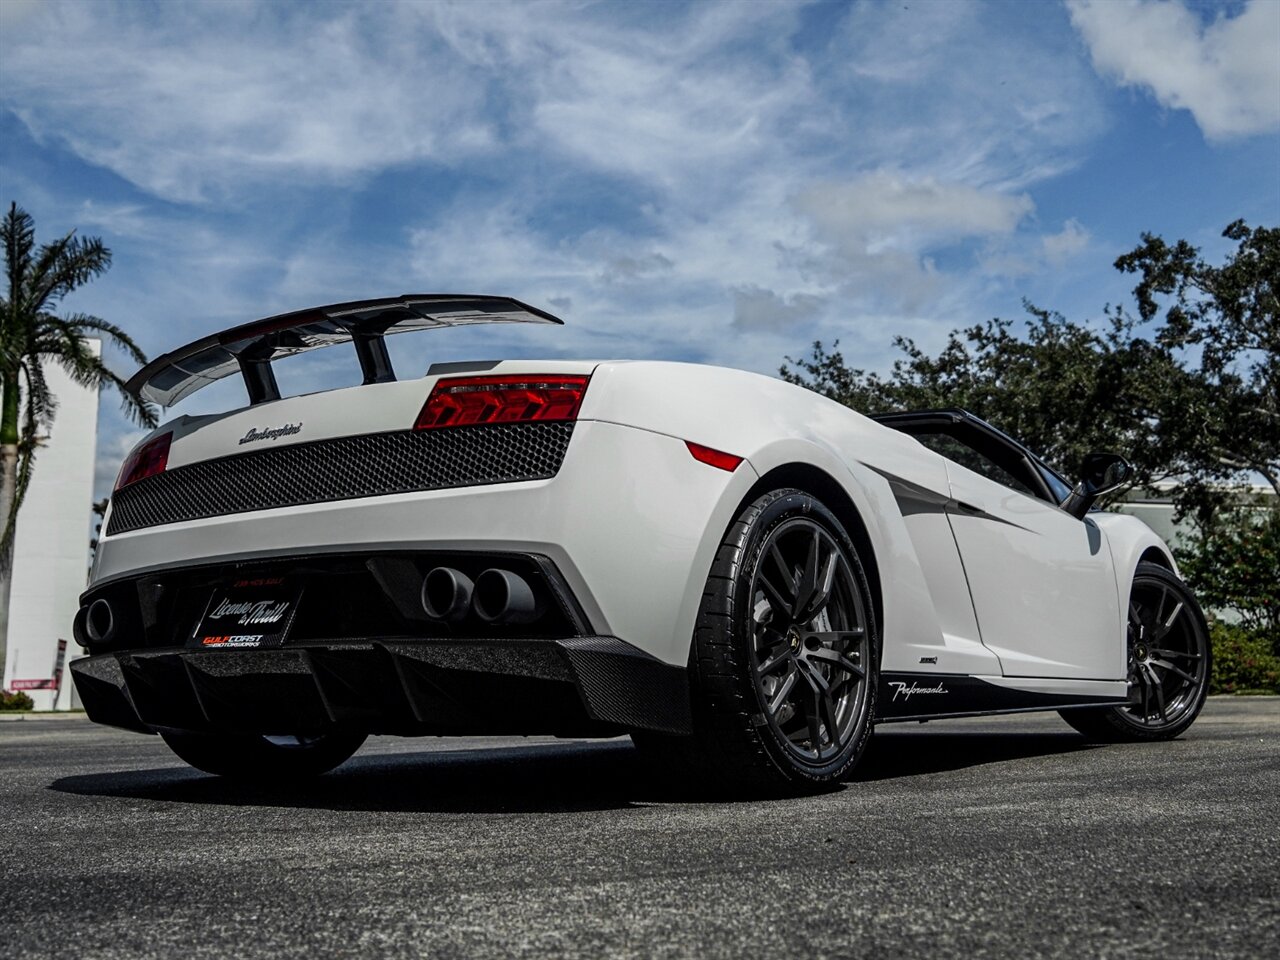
[1,0,1277,502]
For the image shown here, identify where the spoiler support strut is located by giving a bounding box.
[237,356,282,406]
[353,331,396,387]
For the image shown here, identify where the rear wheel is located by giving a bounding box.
[160,729,367,780]
[634,488,878,794]
[1060,562,1210,742]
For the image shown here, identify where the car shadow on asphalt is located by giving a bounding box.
[48,729,1098,813]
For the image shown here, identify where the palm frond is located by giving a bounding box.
[95,363,156,428]
[46,337,156,427]
[27,232,111,312]
[19,356,55,430]
[57,312,149,366]
[2,203,36,314]
[39,316,96,380]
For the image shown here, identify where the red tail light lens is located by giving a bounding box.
[415,375,590,430]
[115,432,172,491]
[686,441,743,472]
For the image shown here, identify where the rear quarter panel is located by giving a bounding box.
[580,361,972,673]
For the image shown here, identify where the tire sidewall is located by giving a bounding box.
[1111,562,1212,739]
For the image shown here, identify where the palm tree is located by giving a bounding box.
[1,202,156,676]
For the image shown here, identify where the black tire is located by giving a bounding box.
[1059,562,1211,742]
[160,729,367,780]
[634,488,878,794]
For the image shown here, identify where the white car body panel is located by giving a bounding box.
[944,461,1125,681]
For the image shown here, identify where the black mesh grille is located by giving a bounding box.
[107,422,575,535]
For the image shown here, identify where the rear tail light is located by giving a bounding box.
[415,375,590,430]
[114,432,172,491]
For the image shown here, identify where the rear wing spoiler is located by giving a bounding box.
[126,294,564,408]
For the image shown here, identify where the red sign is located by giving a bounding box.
[9,677,57,691]
[7,639,67,693]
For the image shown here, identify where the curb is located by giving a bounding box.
[0,711,89,722]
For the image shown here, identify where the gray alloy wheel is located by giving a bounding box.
[749,516,872,767]
[633,488,878,794]
[1060,562,1211,742]
[160,729,367,779]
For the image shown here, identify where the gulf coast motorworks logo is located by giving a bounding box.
[239,422,302,445]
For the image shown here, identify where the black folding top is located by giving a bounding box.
[126,294,564,407]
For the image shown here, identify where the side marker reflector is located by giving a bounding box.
[685,441,743,472]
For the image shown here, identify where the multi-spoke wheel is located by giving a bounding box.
[633,488,878,792]
[160,728,367,779]
[1060,562,1210,742]
[750,517,871,765]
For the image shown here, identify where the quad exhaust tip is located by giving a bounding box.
[84,598,116,644]
[420,567,474,623]
[422,566,543,625]
[473,569,542,624]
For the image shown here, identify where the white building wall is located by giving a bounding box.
[3,343,100,709]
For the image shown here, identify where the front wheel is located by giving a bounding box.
[160,729,367,780]
[634,488,879,794]
[1060,562,1211,742]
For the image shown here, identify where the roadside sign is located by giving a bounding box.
[9,639,67,692]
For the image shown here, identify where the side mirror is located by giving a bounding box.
[1062,452,1132,519]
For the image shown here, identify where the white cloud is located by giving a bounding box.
[794,173,1034,251]
[1042,218,1091,264]
[599,252,674,284]
[978,217,1092,277]
[787,172,1035,308]
[835,0,1109,189]
[1,2,497,202]
[1067,0,1280,140]
[1,1,1109,207]
[425,1,814,198]
[732,287,826,332]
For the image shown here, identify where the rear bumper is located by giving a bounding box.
[70,637,691,738]
[91,419,760,668]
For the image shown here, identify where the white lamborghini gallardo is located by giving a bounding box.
[71,295,1211,791]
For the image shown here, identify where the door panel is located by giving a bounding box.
[887,480,1002,676]
[858,434,1003,677]
[944,462,1125,680]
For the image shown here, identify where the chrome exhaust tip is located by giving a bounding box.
[473,569,542,624]
[421,567,474,623]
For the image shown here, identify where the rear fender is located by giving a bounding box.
[735,438,950,672]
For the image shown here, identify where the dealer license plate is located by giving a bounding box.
[190,576,303,649]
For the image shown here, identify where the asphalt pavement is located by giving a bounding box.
[2,698,1277,959]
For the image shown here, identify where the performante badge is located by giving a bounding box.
[239,422,302,445]
[888,680,947,702]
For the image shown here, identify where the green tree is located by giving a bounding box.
[1178,503,1279,646]
[1112,220,1278,522]
[0,202,155,677]
[782,221,1279,525]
